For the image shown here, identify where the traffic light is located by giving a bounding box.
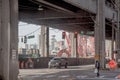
[21,37,23,42]
[24,36,27,43]
[74,32,78,38]
[62,32,66,39]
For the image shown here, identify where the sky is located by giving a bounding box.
[18,22,63,48]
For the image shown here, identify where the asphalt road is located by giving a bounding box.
[18,65,120,80]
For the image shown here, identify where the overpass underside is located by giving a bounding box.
[19,0,120,69]
[19,0,114,38]
[19,0,117,59]
[0,0,120,80]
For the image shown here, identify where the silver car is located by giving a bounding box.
[48,57,68,68]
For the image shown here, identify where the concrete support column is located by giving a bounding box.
[0,0,2,77]
[116,30,120,61]
[1,0,11,80]
[111,23,115,59]
[115,21,118,51]
[118,30,120,52]
[0,0,18,80]
[95,0,106,69]
[46,27,49,57]
[116,2,120,62]
[9,0,19,80]
[40,26,49,57]
[70,32,77,58]
[115,30,118,58]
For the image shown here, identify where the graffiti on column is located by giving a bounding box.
[57,33,95,58]
[77,35,95,58]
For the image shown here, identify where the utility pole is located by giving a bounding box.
[95,0,105,69]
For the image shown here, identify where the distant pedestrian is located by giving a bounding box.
[95,60,100,77]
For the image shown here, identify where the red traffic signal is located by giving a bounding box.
[74,32,78,38]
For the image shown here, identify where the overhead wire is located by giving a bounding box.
[19,27,41,37]
[19,27,63,37]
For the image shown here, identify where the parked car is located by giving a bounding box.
[48,57,68,68]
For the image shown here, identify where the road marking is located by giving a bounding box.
[59,75,69,78]
[79,78,118,80]
[25,77,34,80]
[76,75,87,79]
[94,75,105,78]
[46,75,56,78]
[31,75,42,78]
[115,74,120,79]
[100,75,104,78]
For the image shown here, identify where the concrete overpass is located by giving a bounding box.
[0,0,120,80]
[19,0,120,66]
[19,0,117,37]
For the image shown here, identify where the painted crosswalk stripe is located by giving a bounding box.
[76,75,87,79]
[46,75,56,78]
[59,75,69,78]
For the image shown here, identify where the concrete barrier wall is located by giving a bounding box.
[33,57,50,68]
[19,57,94,69]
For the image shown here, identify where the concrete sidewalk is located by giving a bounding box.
[18,65,120,80]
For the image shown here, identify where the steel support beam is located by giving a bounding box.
[19,9,92,20]
[20,17,93,25]
[36,0,75,14]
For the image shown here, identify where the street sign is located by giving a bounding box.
[94,54,100,60]
[12,49,17,60]
[86,31,94,35]
[80,31,84,35]
[28,35,35,39]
